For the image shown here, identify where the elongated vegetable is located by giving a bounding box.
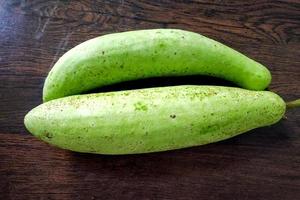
[25,86,287,155]
[43,29,271,102]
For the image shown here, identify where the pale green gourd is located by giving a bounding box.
[43,29,271,102]
[25,86,287,155]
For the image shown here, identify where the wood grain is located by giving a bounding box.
[0,0,299,199]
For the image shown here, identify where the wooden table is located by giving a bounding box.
[1,1,299,199]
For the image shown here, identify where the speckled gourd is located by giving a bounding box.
[25,86,286,155]
[43,29,271,102]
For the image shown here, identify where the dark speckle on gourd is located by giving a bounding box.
[44,131,53,139]
[170,114,176,119]
[134,102,148,111]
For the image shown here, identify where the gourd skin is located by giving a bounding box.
[43,29,271,102]
[26,86,285,155]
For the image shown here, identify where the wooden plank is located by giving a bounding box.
[0,0,299,199]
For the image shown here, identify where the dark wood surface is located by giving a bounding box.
[1,0,300,199]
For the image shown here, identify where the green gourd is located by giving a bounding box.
[25,86,288,155]
[43,29,271,102]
